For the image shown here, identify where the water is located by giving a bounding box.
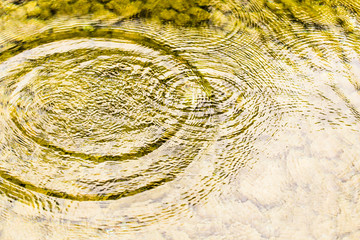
[0,0,360,239]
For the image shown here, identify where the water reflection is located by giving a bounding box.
[0,0,360,239]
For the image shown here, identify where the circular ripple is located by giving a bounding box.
[0,29,214,201]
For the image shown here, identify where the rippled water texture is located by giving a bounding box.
[1,0,360,239]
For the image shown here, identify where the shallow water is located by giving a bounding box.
[1,0,360,239]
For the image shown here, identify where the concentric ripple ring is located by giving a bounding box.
[0,28,214,201]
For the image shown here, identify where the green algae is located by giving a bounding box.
[4,0,215,26]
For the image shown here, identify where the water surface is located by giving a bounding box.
[0,0,360,239]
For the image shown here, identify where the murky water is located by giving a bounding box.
[1,0,360,239]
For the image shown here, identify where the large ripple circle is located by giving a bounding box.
[0,29,213,201]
